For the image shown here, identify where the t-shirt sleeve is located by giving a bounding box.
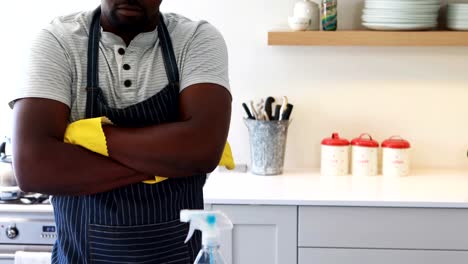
[9,28,72,109]
[179,22,230,93]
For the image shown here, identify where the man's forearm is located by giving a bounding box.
[14,138,153,196]
[102,84,232,177]
[103,121,222,177]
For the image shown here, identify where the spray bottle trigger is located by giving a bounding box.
[184,224,195,244]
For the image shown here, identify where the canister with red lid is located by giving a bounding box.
[321,133,350,176]
[382,136,411,177]
[351,133,379,176]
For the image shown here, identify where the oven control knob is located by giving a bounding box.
[6,226,18,239]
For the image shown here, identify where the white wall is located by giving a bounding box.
[0,1,100,138]
[1,1,467,171]
[162,0,468,171]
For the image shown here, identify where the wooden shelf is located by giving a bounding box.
[268,30,468,46]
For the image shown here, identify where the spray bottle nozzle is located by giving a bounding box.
[180,210,233,246]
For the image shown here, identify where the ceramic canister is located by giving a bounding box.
[351,133,379,176]
[293,0,320,30]
[382,136,411,177]
[321,133,350,176]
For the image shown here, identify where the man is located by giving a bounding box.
[10,0,232,263]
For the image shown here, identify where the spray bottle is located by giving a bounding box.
[180,210,233,264]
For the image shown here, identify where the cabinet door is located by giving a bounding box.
[299,248,468,264]
[299,206,468,250]
[212,205,297,264]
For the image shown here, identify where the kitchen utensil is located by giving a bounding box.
[242,103,254,119]
[279,96,288,120]
[351,133,379,176]
[280,104,294,121]
[264,97,275,120]
[262,109,270,121]
[273,105,281,121]
[321,133,350,176]
[382,136,411,177]
[249,101,259,120]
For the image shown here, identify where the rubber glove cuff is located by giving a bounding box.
[64,117,113,157]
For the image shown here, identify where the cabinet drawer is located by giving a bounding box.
[299,248,468,264]
[299,206,468,250]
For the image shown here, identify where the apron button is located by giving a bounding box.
[124,80,132,87]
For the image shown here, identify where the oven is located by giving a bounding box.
[0,204,55,263]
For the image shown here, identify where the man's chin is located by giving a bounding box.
[111,12,147,31]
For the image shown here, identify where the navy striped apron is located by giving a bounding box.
[51,8,205,264]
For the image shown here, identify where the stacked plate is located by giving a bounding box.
[362,0,440,31]
[447,4,468,30]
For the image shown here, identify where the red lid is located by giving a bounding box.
[381,136,411,149]
[321,133,349,146]
[351,133,379,148]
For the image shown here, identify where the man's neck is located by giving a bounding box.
[100,14,159,46]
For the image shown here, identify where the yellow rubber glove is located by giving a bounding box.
[219,142,235,170]
[143,142,236,184]
[64,117,235,184]
[63,117,113,157]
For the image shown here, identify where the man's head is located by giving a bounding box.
[101,0,162,33]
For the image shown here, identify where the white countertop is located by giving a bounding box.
[203,169,468,208]
[1,170,468,212]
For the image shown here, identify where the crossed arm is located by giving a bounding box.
[12,83,231,196]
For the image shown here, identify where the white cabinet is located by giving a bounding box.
[211,205,297,264]
[204,204,468,264]
[299,206,468,250]
[299,248,468,264]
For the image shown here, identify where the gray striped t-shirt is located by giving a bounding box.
[10,10,230,123]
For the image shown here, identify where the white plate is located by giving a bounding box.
[363,22,437,30]
[366,0,440,5]
[448,3,468,9]
[362,16,436,23]
[448,21,468,27]
[448,18,468,23]
[447,6,468,10]
[368,0,439,2]
[361,15,437,24]
[447,16,468,22]
[363,8,439,16]
[365,2,440,11]
[447,10,468,17]
[361,14,437,23]
[448,25,468,30]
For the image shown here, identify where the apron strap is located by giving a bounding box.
[85,7,102,118]
[87,7,101,90]
[85,7,180,119]
[157,15,180,85]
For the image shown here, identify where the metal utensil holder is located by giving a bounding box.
[244,119,291,175]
